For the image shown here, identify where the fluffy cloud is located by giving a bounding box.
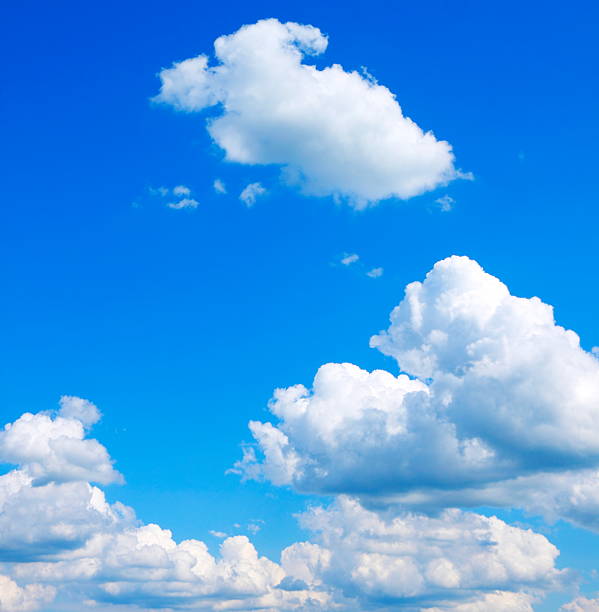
[366,266,384,278]
[235,256,599,527]
[562,597,599,611]
[0,397,564,611]
[0,399,121,486]
[282,497,560,609]
[0,575,55,612]
[153,19,466,207]
[340,253,359,266]
[213,178,227,194]
[239,181,266,207]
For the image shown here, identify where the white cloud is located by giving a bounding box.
[366,266,384,278]
[240,182,266,207]
[235,256,599,528]
[0,575,55,612]
[213,178,227,194]
[340,253,359,266]
[435,194,455,212]
[0,399,122,486]
[153,19,467,208]
[149,186,169,197]
[281,497,560,609]
[0,399,563,611]
[562,597,599,611]
[167,197,200,209]
[173,184,191,196]
[209,530,228,538]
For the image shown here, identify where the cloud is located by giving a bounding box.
[167,197,200,209]
[281,497,561,609]
[153,19,468,208]
[240,182,266,207]
[340,253,359,266]
[366,266,384,278]
[0,398,563,611]
[0,575,55,612]
[213,178,227,194]
[235,256,599,528]
[562,597,599,611]
[0,399,122,486]
[435,194,455,212]
[173,184,191,196]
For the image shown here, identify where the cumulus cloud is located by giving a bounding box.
[282,497,560,609]
[0,397,564,611]
[235,256,599,528]
[562,597,599,611]
[0,575,55,612]
[153,19,467,207]
[240,182,266,207]
[0,399,121,486]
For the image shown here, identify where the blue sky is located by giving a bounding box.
[1,1,599,610]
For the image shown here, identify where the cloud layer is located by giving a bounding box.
[154,19,464,207]
[0,396,565,610]
[236,256,599,529]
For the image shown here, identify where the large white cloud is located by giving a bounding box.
[153,19,465,207]
[282,497,561,609]
[0,397,565,611]
[235,256,599,528]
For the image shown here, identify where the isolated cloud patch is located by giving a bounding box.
[236,256,599,527]
[154,19,464,207]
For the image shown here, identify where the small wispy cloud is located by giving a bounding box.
[173,185,191,196]
[167,198,199,210]
[149,186,169,197]
[341,253,359,266]
[435,194,455,212]
[209,530,228,539]
[240,182,266,207]
[213,179,227,194]
[366,267,384,278]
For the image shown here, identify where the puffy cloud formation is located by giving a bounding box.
[0,575,55,612]
[562,597,599,611]
[0,397,563,610]
[0,398,121,486]
[153,19,465,207]
[236,256,599,528]
[282,497,560,609]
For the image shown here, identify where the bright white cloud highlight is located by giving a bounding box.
[236,256,599,528]
[154,19,466,207]
[240,182,266,207]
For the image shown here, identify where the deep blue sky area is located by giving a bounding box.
[1,1,599,610]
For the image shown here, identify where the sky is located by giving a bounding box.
[1,0,599,610]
